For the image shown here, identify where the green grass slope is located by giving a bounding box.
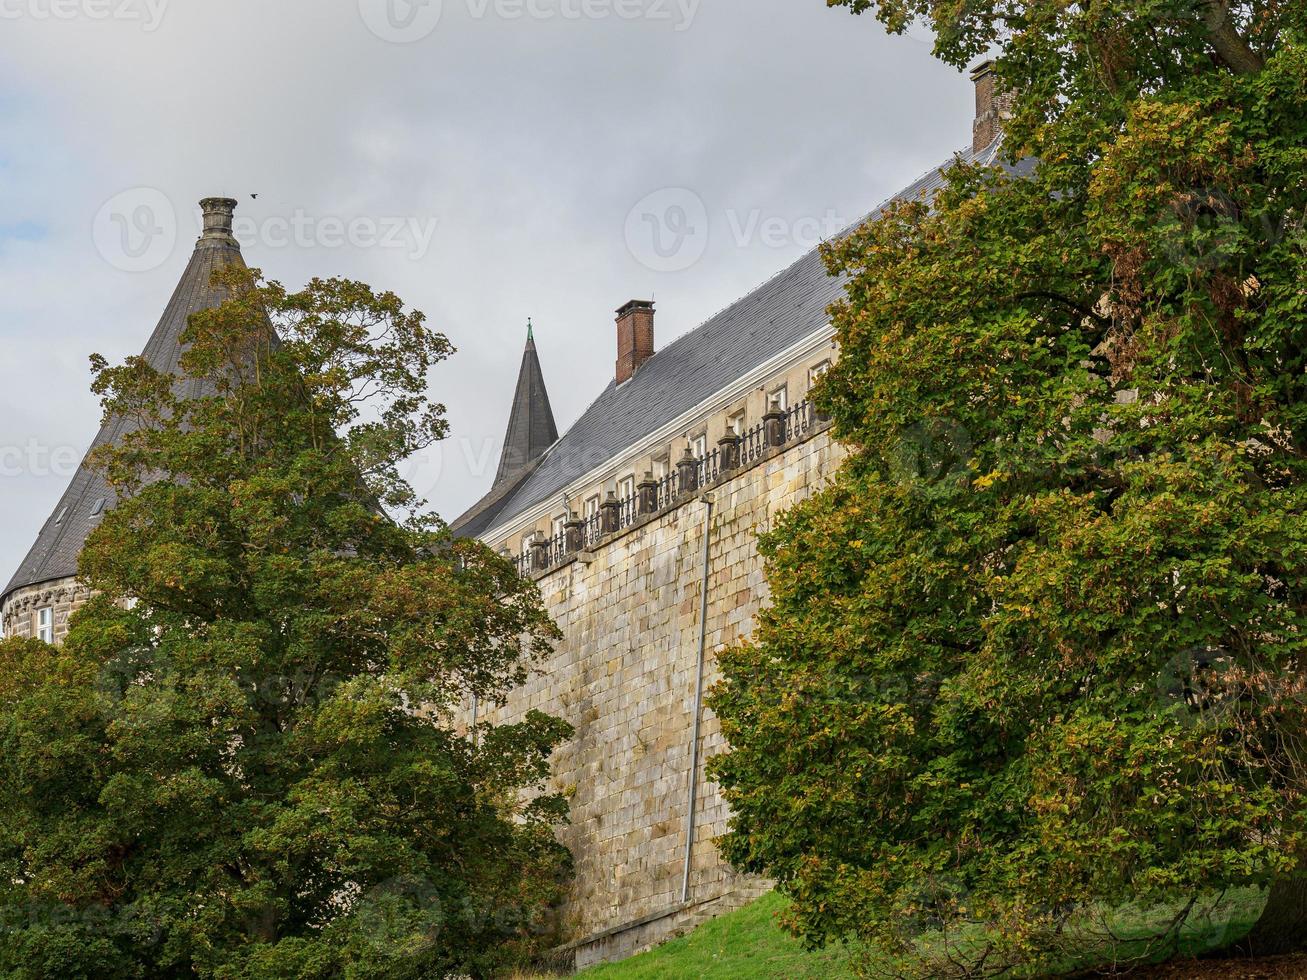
[571,888,1269,979]
[576,891,855,980]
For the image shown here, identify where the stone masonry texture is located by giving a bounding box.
[471,427,846,968]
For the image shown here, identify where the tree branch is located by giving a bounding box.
[1200,0,1265,74]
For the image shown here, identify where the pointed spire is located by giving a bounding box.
[3,197,248,604]
[493,323,558,487]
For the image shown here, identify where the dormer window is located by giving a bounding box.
[768,385,788,412]
[53,507,68,526]
[90,497,107,517]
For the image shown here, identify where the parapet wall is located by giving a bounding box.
[474,423,846,968]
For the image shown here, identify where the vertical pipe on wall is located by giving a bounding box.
[681,493,715,905]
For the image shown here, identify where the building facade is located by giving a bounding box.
[449,65,1011,966]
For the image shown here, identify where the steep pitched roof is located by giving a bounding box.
[494,324,559,486]
[2,199,247,605]
[452,140,1018,539]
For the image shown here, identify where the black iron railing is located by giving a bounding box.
[511,398,821,576]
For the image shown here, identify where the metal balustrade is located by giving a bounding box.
[509,398,822,576]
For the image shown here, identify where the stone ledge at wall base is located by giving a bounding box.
[565,879,775,970]
[522,417,834,584]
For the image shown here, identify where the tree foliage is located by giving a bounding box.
[710,0,1307,972]
[0,269,571,978]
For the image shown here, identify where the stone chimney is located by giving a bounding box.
[970,60,1011,153]
[199,197,240,249]
[616,299,655,384]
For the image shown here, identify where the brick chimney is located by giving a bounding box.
[970,60,1011,153]
[615,299,655,384]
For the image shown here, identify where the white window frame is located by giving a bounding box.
[552,514,567,538]
[584,495,601,519]
[36,607,53,644]
[728,410,747,436]
[768,384,788,412]
[617,474,636,501]
[653,455,670,479]
[808,360,831,387]
[689,433,708,459]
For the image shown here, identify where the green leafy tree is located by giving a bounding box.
[0,268,571,978]
[709,0,1307,972]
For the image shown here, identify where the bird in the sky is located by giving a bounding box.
[250,193,259,200]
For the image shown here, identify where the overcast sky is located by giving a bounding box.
[0,0,973,579]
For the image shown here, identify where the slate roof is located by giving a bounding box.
[452,139,1015,539]
[494,325,559,487]
[2,202,247,605]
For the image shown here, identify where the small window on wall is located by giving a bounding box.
[768,385,788,412]
[689,433,708,459]
[654,455,670,479]
[728,411,747,436]
[618,475,635,500]
[552,514,567,538]
[584,495,601,519]
[36,607,53,644]
[809,360,831,387]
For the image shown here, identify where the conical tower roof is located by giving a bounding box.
[2,198,247,604]
[493,321,558,487]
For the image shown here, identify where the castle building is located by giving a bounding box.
[1,198,246,643]
[3,63,1011,971]
[449,65,1012,967]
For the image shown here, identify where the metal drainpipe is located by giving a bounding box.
[681,493,715,905]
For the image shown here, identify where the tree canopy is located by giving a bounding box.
[710,0,1307,973]
[0,269,571,978]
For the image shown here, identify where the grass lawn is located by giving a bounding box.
[564,888,1273,979]
[574,891,856,980]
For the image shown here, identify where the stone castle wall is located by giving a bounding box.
[1,577,91,644]
[474,423,846,968]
